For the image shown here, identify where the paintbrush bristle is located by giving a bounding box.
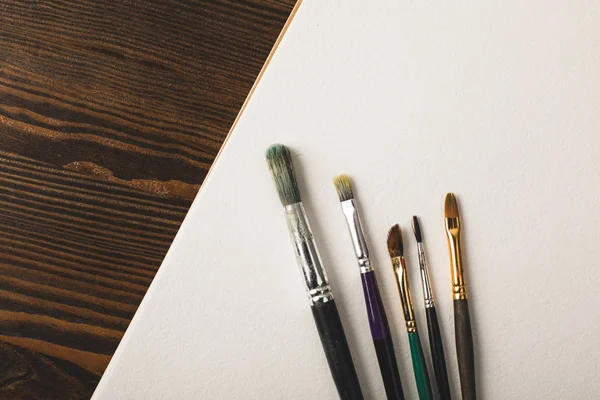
[265,144,301,206]
[444,193,459,218]
[332,174,354,202]
[412,216,422,243]
[387,224,404,258]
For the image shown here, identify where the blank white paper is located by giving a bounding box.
[94,1,600,398]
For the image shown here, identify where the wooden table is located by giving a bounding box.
[0,1,296,398]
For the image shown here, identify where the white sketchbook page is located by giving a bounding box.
[94,1,600,399]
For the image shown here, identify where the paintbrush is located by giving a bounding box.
[266,144,363,400]
[444,193,475,400]
[387,225,433,400]
[333,174,405,400]
[412,216,452,400]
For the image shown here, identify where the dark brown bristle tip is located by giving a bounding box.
[412,216,422,242]
[332,174,354,202]
[444,193,459,218]
[387,224,404,258]
[265,144,301,206]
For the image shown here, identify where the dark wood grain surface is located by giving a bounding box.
[0,1,296,398]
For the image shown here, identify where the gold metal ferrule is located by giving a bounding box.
[445,217,468,300]
[391,256,417,333]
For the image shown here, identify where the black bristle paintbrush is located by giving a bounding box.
[333,174,405,400]
[412,216,452,400]
[444,193,475,400]
[266,144,363,400]
[387,225,433,400]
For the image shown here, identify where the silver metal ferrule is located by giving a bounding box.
[340,199,373,274]
[417,242,435,308]
[284,202,334,305]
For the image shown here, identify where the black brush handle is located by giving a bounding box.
[361,271,405,400]
[454,299,475,400]
[373,337,405,400]
[311,300,363,400]
[426,306,452,400]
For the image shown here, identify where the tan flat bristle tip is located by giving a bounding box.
[386,224,403,258]
[332,174,354,202]
[444,193,459,218]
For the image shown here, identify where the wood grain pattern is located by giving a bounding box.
[0,0,296,398]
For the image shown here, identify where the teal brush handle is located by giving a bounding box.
[408,331,433,400]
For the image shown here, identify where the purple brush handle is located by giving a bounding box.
[360,271,391,340]
[361,270,406,399]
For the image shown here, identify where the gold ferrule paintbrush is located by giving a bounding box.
[391,255,416,333]
[445,194,467,301]
[444,193,476,400]
[387,225,433,400]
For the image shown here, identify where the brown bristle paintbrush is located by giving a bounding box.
[387,225,433,400]
[265,144,363,400]
[444,193,476,400]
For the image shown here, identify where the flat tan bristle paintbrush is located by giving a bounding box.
[444,193,476,400]
[333,174,405,400]
[266,144,363,400]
